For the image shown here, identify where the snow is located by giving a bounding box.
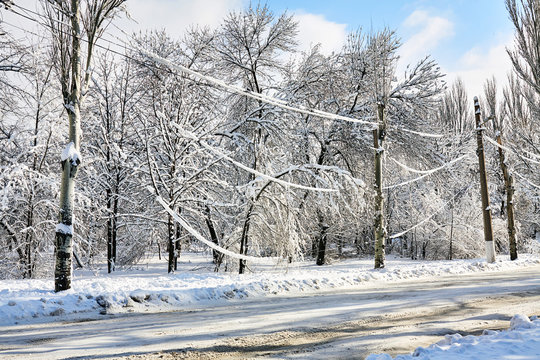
[60,142,81,164]
[391,127,443,138]
[384,154,469,190]
[64,102,76,114]
[55,223,73,235]
[510,314,533,330]
[366,314,540,360]
[389,187,467,239]
[172,126,337,193]
[484,135,540,165]
[1,253,539,326]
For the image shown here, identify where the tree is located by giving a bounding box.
[0,25,63,279]
[505,0,540,243]
[437,78,472,135]
[134,28,226,272]
[341,29,444,268]
[482,78,518,260]
[214,4,297,273]
[45,0,125,291]
[82,51,150,272]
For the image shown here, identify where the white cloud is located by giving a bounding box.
[118,4,347,56]
[293,13,347,55]
[118,0,245,36]
[399,10,454,66]
[445,36,514,98]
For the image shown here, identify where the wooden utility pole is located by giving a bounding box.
[473,97,496,263]
[494,126,518,260]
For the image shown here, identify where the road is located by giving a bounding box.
[1,266,540,359]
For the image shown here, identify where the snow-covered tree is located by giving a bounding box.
[505,0,540,242]
[45,0,126,291]
[80,51,151,271]
[0,30,63,278]
[213,4,298,273]
[133,28,230,272]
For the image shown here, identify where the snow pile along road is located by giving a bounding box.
[367,314,540,360]
[0,254,539,325]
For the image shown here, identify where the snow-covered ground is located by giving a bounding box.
[1,253,539,326]
[367,314,540,360]
[1,253,540,359]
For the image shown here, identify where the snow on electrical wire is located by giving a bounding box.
[389,186,470,239]
[514,171,540,190]
[384,154,470,190]
[8,3,447,140]
[390,126,444,139]
[171,123,337,193]
[156,195,280,264]
[484,135,540,165]
[136,47,377,127]
[136,45,446,138]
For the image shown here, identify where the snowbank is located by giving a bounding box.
[367,314,540,360]
[1,254,539,325]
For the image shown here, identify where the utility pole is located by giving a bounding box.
[474,97,496,263]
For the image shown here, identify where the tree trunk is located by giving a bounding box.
[239,201,255,274]
[239,225,249,274]
[205,206,220,264]
[239,207,251,274]
[24,200,35,278]
[107,189,114,273]
[448,201,454,260]
[373,102,387,269]
[167,213,175,273]
[174,222,181,270]
[112,196,118,269]
[495,129,518,260]
[473,97,495,263]
[316,220,329,266]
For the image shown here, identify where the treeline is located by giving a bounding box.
[0,1,538,280]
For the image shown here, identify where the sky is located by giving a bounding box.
[116,0,516,98]
[2,0,516,97]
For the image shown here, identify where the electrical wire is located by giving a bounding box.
[156,195,280,264]
[5,2,451,140]
[389,186,470,239]
[484,135,540,165]
[384,154,469,190]
[514,171,540,190]
[170,123,337,193]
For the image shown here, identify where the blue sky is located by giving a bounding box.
[266,0,512,60]
[262,0,514,96]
